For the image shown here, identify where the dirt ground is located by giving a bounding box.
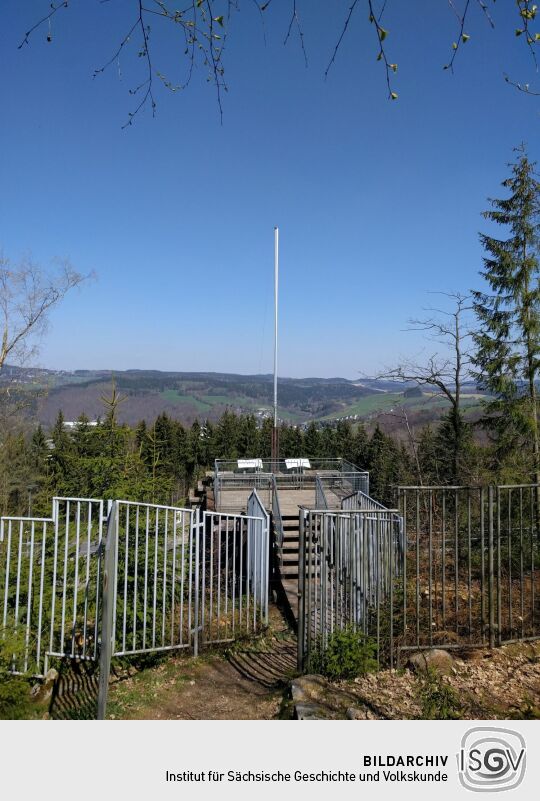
[104,605,540,721]
[342,640,540,719]
[105,606,296,720]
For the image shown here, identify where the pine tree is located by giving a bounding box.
[472,146,540,483]
[304,422,321,457]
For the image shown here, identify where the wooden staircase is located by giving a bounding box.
[278,514,301,626]
[280,514,300,579]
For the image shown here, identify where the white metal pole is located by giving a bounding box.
[273,226,279,432]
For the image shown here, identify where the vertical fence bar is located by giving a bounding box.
[416,490,420,646]
[508,489,512,636]
[488,485,495,649]
[467,489,472,641]
[193,508,200,656]
[143,506,149,650]
[60,503,70,655]
[133,505,139,651]
[480,486,485,644]
[170,510,177,647]
[23,521,35,672]
[519,488,524,639]
[162,509,168,647]
[152,509,159,649]
[402,490,407,644]
[455,488,459,637]
[389,512,394,669]
[97,501,117,720]
[36,522,47,674]
[428,490,433,646]
[496,485,501,645]
[530,487,535,636]
[442,489,446,631]
[122,505,130,654]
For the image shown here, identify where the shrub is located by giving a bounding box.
[309,626,378,680]
[418,666,462,720]
[0,629,33,719]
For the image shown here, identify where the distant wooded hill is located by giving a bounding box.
[0,365,487,428]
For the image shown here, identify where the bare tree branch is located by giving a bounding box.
[284,0,307,67]
[374,291,475,481]
[0,254,90,372]
[17,1,540,124]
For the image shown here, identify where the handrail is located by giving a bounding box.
[315,474,329,510]
[270,474,284,556]
[342,489,386,511]
[215,457,367,475]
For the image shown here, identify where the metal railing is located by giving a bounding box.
[271,475,285,555]
[397,484,540,657]
[215,459,369,492]
[247,490,270,625]
[342,489,387,512]
[1,494,270,686]
[216,457,364,474]
[111,501,195,657]
[315,475,329,510]
[298,508,403,671]
[0,497,107,676]
[316,472,370,500]
[214,472,273,512]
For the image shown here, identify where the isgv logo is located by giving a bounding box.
[457,727,526,792]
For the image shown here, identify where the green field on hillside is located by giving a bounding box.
[321,391,484,421]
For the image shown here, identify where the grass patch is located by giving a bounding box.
[106,654,194,719]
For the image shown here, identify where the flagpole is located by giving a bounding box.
[272,226,279,463]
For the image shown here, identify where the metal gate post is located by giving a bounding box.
[297,509,306,672]
[488,485,495,649]
[97,501,117,720]
[193,508,201,657]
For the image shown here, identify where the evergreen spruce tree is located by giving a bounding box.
[335,420,353,461]
[351,423,369,469]
[237,414,259,457]
[320,425,336,458]
[472,146,540,483]
[304,422,321,457]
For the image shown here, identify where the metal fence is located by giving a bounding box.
[315,475,329,510]
[215,459,369,498]
[397,485,540,657]
[297,508,403,671]
[342,489,387,512]
[214,472,273,512]
[111,501,195,657]
[298,484,540,671]
[0,497,107,676]
[215,457,366,475]
[1,494,270,708]
[270,475,284,556]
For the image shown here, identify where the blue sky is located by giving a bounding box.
[1,1,539,378]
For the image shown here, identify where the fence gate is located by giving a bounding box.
[0,497,107,677]
[397,484,540,658]
[1,495,270,714]
[297,508,403,671]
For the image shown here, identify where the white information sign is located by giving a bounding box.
[285,458,311,470]
[237,459,263,470]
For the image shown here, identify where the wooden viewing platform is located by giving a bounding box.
[213,484,316,628]
[212,459,370,632]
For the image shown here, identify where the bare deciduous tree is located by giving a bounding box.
[0,253,88,372]
[378,291,474,481]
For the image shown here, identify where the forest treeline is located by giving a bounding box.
[0,400,531,516]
